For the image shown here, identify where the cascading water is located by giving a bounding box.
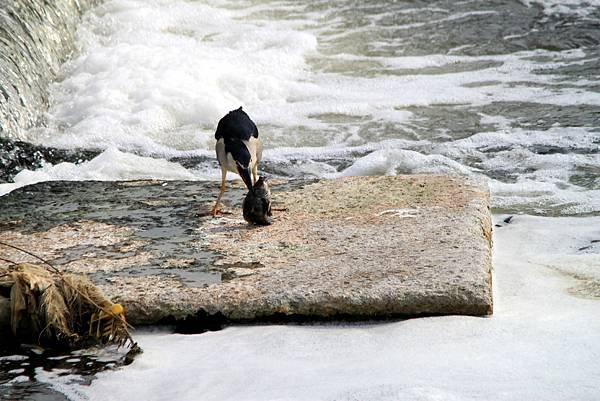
[0,0,101,182]
[0,0,100,138]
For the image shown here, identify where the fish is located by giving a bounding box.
[242,176,272,226]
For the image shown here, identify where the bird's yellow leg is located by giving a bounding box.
[211,172,227,216]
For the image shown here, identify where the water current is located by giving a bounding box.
[1,0,598,215]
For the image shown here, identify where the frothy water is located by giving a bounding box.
[2,0,599,215]
[522,0,600,16]
[0,345,134,401]
[0,147,202,196]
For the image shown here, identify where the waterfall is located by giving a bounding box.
[0,0,100,139]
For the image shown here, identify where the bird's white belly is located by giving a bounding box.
[216,137,261,174]
[225,152,239,173]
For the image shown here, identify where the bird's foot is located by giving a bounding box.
[211,207,233,217]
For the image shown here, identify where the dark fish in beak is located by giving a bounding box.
[243,177,272,226]
[236,164,254,193]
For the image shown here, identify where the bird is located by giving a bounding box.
[212,107,262,216]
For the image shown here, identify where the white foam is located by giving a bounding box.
[336,148,473,177]
[325,126,600,214]
[445,127,600,153]
[3,0,596,215]
[490,179,600,215]
[38,216,600,401]
[478,114,514,130]
[5,375,29,384]
[520,0,600,16]
[0,148,211,196]
[0,355,28,362]
[442,128,600,214]
[34,0,318,152]
[24,0,598,156]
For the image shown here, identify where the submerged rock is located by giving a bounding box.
[0,176,493,328]
[0,138,99,183]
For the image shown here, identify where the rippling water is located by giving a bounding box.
[1,0,599,215]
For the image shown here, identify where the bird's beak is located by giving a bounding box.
[236,164,254,193]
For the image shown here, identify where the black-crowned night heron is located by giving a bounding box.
[212,107,262,216]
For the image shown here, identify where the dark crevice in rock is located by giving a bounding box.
[162,310,492,336]
[163,310,229,334]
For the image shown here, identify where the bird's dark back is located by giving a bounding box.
[215,107,258,141]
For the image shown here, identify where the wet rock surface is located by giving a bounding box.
[0,175,493,327]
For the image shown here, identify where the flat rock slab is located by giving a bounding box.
[0,175,493,325]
